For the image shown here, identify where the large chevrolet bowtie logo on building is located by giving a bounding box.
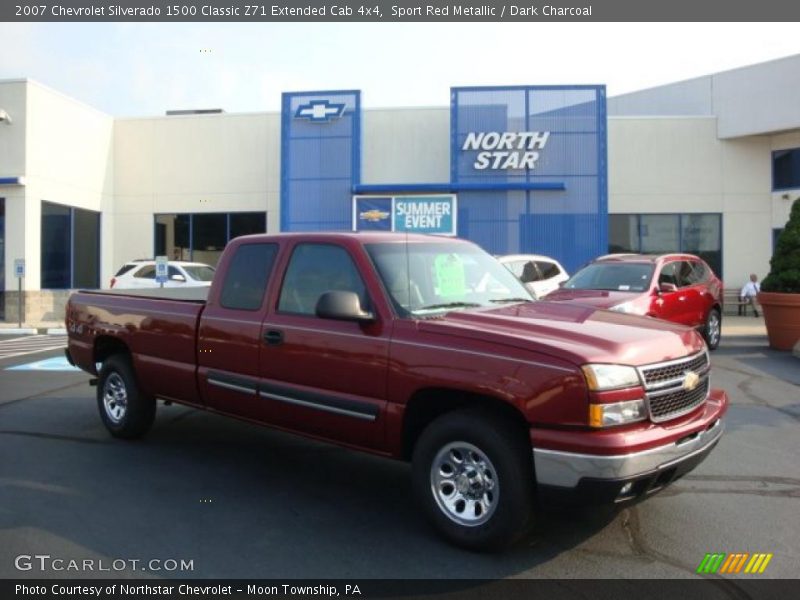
[683,371,700,392]
[294,100,346,123]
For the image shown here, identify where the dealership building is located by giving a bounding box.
[1,54,799,323]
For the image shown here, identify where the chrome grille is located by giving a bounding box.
[638,351,710,422]
[648,378,709,420]
[640,352,709,387]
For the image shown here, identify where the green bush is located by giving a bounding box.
[762,198,800,293]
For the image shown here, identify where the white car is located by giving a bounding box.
[110,260,215,289]
[497,254,569,299]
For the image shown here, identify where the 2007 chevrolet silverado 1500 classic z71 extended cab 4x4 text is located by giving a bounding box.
[66,232,728,550]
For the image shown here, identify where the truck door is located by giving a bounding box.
[197,242,280,419]
[258,241,389,450]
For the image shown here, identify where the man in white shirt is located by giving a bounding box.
[739,273,761,317]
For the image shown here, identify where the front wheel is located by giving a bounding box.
[412,409,535,551]
[97,354,156,439]
[704,308,721,350]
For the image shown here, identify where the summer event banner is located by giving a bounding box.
[353,195,457,236]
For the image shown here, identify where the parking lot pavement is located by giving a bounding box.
[0,338,798,580]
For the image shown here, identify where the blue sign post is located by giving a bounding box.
[155,256,168,287]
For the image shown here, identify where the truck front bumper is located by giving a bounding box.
[533,390,727,505]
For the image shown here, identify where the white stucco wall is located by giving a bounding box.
[361,107,450,184]
[112,111,280,272]
[0,81,28,296]
[608,116,774,285]
[1,80,113,292]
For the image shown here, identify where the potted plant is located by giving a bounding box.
[759,198,800,350]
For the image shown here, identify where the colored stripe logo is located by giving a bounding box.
[696,552,773,574]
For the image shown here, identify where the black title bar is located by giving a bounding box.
[3,579,798,600]
[4,0,800,22]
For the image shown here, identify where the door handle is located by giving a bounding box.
[263,330,284,346]
[678,296,686,302]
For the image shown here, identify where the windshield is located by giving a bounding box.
[366,241,533,316]
[564,262,654,292]
[182,265,216,282]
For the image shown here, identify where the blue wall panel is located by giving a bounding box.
[281,91,360,232]
[451,86,607,273]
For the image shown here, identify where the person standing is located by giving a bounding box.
[739,273,761,317]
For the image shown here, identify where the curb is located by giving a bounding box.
[45,328,68,335]
[0,328,39,335]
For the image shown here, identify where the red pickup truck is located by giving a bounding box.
[66,232,728,550]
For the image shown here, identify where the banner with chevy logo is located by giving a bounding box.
[353,195,457,235]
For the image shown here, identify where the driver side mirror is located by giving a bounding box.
[658,282,678,294]
[170,274,186,282]
[316,291,374,323]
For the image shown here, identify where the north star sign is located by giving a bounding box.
[462,131,550,170]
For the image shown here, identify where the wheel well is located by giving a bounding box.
[401,388,530,460]
[94,336,131,368]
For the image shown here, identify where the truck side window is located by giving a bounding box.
[220,243,278,311]
[278,243,368,316]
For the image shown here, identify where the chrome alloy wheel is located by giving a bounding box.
[102,372,128,424]
[707,312,721,348]
[430,442,499,527]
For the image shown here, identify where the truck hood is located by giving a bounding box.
[417,301,704,367]
[543,288,640,310]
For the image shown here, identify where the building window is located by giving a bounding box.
[773,147,800,190]
[609,214,722,276]
[41,201,100,289]
[155,212,266,266]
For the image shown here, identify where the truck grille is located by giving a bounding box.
[638,351,710,422]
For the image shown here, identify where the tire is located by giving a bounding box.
[703,308,721,351]
[412,409,535,551]
[97,354,156,439]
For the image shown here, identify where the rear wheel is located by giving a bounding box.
[704,308,721,350]
[97,354,155,439]
[412,409,535,551]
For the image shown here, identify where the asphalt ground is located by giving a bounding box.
[0,335,798,580]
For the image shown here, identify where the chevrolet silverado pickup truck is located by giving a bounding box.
[66,232,728,550]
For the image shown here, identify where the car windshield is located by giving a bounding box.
[182,265,216,282]
[366,241,533,316]
[564,262,654,292]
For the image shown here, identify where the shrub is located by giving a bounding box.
[762,198,800,293]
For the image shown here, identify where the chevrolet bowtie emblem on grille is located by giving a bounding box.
[683,370,700,391]
[294,99,346,122]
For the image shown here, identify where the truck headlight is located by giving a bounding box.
[581,364,641,391]
[589,399,647,427]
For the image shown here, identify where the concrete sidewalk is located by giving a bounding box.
[720,314,768,338]
[0,321,66,335]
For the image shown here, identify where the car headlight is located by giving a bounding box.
[581,364,641,391]
[609,301,637,314]
[589,399,647,427]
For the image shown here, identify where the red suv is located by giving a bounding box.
[544,254,724,349]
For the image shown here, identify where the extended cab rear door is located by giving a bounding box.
[257,240,390,450]
[197,241,281,419]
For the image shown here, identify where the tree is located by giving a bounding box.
[762,199,800,293]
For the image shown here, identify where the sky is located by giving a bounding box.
[1,22,800,116]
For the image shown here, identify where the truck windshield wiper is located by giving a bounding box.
[489,297,533,304]
[414,302,482,312]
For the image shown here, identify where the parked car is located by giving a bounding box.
[498,254,569,298]
[110,260,215,289]
[66,234,728,550]
[544,253,724,349]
